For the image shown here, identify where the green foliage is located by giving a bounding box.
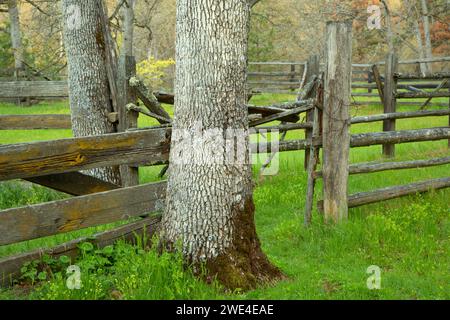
[0,21,36,78]
[23,239,223,300]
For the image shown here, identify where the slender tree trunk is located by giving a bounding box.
[420,0,433,74]
[161,0,283,290]
[7,0,24,79]
[381,0,395,55]
[61,0,121,185]
[121,0,135,56]
[414,20,427,75]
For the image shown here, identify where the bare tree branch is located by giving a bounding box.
[23,0,50,16]
[248,0,262,8]
[109,0,127,21]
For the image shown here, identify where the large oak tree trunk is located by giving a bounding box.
[62,0,121,185]
[160,0,282,290]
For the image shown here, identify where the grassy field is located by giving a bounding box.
[0,94,449,300]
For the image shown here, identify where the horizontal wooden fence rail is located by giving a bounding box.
[249,61,306,66]
[255,128,450,153]
[315,156,450,178]
[318,177,450,210]
[352,83,449,89]
[374,56,450,65]
[350,128,450,148]
[0,114,71,130]
[352,101,447,107]
[352,93,380,97]
[0,181,166,246]
[394,72,450,80]
[248,81,301,86]
[25,172,120,196]
[249,104,313,127]
[0,128,170,181]
[0,215,162,287]
[0,81,68,98]
[248,72,303,77]
[347,157,450,175]
[395,91,450,99]
[251,122,313,133]
[0,81,174,105]
[351,110,450,124]
[252,57,450,67]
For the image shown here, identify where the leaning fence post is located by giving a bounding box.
[368,69,373,94]
[322,21,352,223]
[290,64,296,91]
[303,55,320,170]
[382,53,398,158]
[304,105,320,227]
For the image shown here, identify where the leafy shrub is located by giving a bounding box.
[136,56,175,90]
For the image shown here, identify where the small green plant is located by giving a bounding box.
[19,253,72,285]
[20,260,40,284]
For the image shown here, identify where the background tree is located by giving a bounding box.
[7,0,23,79]
[61,0,121,184]
[2,0,447,91]
[0,21,15,77]
[160,0,283,290]
[420,0,433,73]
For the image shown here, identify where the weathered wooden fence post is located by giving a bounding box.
[382,53,398,157]
[290,64,296,90]
[322,21,352,223]
[304,55,320,170]
[117,55,139,187]
[116,0,139,187]
[368,70,373,93]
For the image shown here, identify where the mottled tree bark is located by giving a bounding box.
[161,0,283,290]
[61,0,121,185]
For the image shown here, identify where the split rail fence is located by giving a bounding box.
[0,63,316,287]
[248,57,450,108]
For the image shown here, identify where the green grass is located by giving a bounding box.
[0,95,449,300]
